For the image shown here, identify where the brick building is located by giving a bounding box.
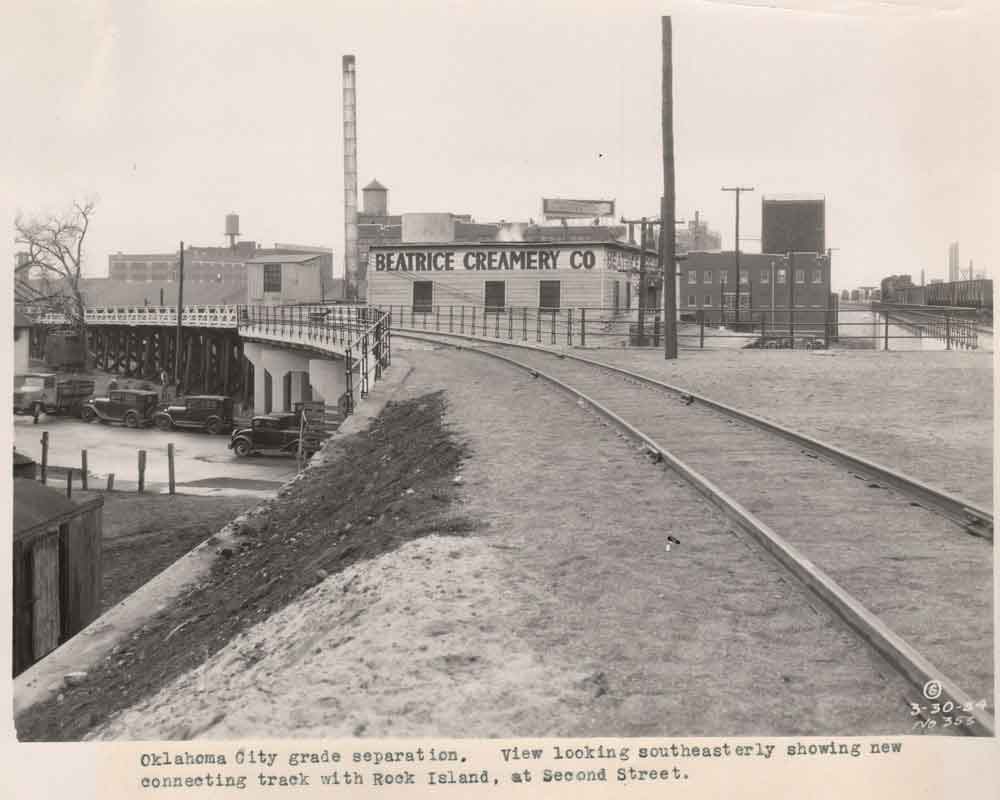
[680,251,832,327]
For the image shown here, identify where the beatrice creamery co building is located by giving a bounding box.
[367,215,657,318]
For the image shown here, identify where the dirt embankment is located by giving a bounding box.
[16,391,470,742]
[96,493,265,611]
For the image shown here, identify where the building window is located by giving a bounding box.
[720,271,728,285]
[263,264,282,292]
[739,270,748,284]
[812,269,823,284]
[777,269,787,284]
[412,281,433,313]
[795,269,805,284]
[687,270,697,284]
[703,270,712,284]
[704,295,712,307]
[539,280,561,310]
[760,269,770,284]
[687,295,696,307]
[484,281,506,312]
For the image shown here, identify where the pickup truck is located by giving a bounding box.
[13,373,95,417]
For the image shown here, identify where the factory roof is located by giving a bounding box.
[245,253,321,265]
[762,193,826,202]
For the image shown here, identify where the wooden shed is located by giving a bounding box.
[12,479,103,676]
[13,449,37,479]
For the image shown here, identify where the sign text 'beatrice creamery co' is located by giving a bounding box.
[372,248,599,273]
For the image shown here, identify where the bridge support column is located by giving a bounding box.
[242,342,270,415]
[261,348,311,414]
[308,358,347,408]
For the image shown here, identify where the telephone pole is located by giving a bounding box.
[662,16,678,359]
[621,215,663,344]
[722,186,753,323]
[174,241,184,385]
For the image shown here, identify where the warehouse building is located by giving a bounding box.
[368,238,655,318]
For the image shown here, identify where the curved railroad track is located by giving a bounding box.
[395,328,995,736]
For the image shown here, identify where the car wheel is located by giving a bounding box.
[155,415,172,431]
[233,438,252,457]
[124,411,139,428]
[205,417,221,435]
[81,407,97,423]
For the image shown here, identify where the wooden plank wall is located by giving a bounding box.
[13,505,103,676]
[30,533,61,662]
[12,541,33,675]
[59,508,103,638]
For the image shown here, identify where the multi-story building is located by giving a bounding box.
[680,251,832,327]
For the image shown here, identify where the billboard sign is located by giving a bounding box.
[542,198,615,220]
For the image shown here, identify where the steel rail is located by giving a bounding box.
[397,329,995,736]
[395,327,992,540]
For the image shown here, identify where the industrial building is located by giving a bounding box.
[106,214,336,303]
[680,251,832,325]
[368,236,655,317]
[245,252,325,305]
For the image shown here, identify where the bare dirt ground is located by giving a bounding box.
[588,348,993,508]
[32,346,937,742]
[85,491,264,611]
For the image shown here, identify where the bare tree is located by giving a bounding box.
[14,200,96,336]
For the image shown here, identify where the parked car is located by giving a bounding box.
[228,412,313,458]
[153,395,234,434]
[13,373,95,417]
[81,389,160,427]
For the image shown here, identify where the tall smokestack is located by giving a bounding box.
[343,55,359,300]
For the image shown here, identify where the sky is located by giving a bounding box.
[2,0,997,292]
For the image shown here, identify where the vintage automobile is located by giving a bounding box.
[13,373,95,417]
[153,395,234,434]
[228,412,313,458]
[80,389,160,427]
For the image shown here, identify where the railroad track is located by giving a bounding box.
[396,328,995,736]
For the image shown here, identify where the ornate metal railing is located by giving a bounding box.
[33,305,240,328]
[344,309,392,415]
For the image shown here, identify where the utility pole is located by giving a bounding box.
[662,16,678,359]
[174,241,184,385]
[722,186,754,324]
[621,215,663,344]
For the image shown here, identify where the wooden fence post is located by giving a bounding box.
[167,443,175,495]
[40,431,49,484]
[107,473,115,491]
[81,450,88,490]
[138,450,146,494]
[66,468,73,499]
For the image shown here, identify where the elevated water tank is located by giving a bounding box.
[363,179,388,216]
[225,213,241,237]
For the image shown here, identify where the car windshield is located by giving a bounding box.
[14,376,45,389]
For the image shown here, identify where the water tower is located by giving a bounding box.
[225,213,241,250]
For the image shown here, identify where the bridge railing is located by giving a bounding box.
[344,309,392,415]
[34,305,240,328]
[236,304,392,418]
